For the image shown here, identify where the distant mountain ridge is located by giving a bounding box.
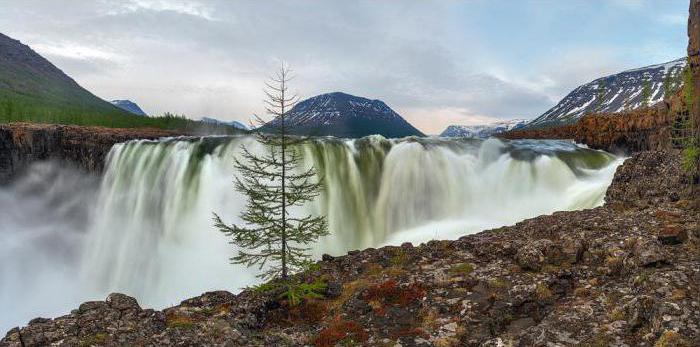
[263,92,424,138]
[200,117,250,131]
[0,32,128,118]
[440,119,528,138]
[111,100,147,116]
[528,58,686,128]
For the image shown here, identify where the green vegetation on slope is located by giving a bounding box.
[680,60,699,176]
[0,32,238,133]
[0,93,236,133]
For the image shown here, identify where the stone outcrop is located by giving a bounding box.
[0,123,182,184]
[2,150,698,347]
[502,93,684,154]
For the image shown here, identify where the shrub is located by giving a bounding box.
[78,333,108,347]
[389,248,408,266]
[654,330,690,347]
[681,145,699,173]
[488,278,508,290]
[608,308,625,321]
[200,303,231,317]
[284,278,328,307]
[535,283,553,302]
[670,289,686,301]
[448,263,475,276]
[165,313,195,329]
[252,276,328,307]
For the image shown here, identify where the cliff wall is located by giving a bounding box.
[0,123,182,184]
[502,93,684,154]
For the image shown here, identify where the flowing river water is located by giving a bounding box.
[0,136,623,332]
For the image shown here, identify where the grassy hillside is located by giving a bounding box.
[0,32,238,133]
[0,94,225,133]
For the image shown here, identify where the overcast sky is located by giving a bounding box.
[0,0,689,134]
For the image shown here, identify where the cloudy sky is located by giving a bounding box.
[0,0,689,134]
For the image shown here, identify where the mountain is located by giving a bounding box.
[528,58,686,128]
[200,117,250,131]
[110,100,147,116]
[0,32,128,118]
[440,119,528,138]
[262,92,424,138]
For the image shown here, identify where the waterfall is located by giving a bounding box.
[0,135,623,332]
[81,135,621,307]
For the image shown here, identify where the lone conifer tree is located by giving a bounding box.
[213,64,328,283]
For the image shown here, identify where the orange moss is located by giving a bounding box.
[289,299,327,324]
[313,316,368,347]
[165,312,195,329]
[362,280,425,307]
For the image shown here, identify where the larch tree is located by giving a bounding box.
[213,64,328,300]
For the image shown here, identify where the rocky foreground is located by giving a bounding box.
[1,150,698,346]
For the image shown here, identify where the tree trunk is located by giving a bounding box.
[280,74,288,280]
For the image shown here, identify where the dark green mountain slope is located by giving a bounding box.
[0,32,132,121]
[0,33,238,132]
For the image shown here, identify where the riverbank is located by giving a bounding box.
[2,150,697,347]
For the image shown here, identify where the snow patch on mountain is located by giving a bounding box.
[283,92,403,126]
[263,92,424,138]
[110,100,147,116]
[440,119,528,138]
[528,57,686,127]
[200,117,250,130]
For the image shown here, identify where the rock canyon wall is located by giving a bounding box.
[0,123,181,184]
[502,93,685,154]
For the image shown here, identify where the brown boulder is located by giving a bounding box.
[515,240,554,271]
[657,225,688,245]
[106,293,141,311]
[632,239,669,267]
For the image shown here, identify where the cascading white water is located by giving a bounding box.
[0,136,623,332]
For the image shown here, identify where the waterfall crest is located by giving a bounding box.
[82,136,621,307]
